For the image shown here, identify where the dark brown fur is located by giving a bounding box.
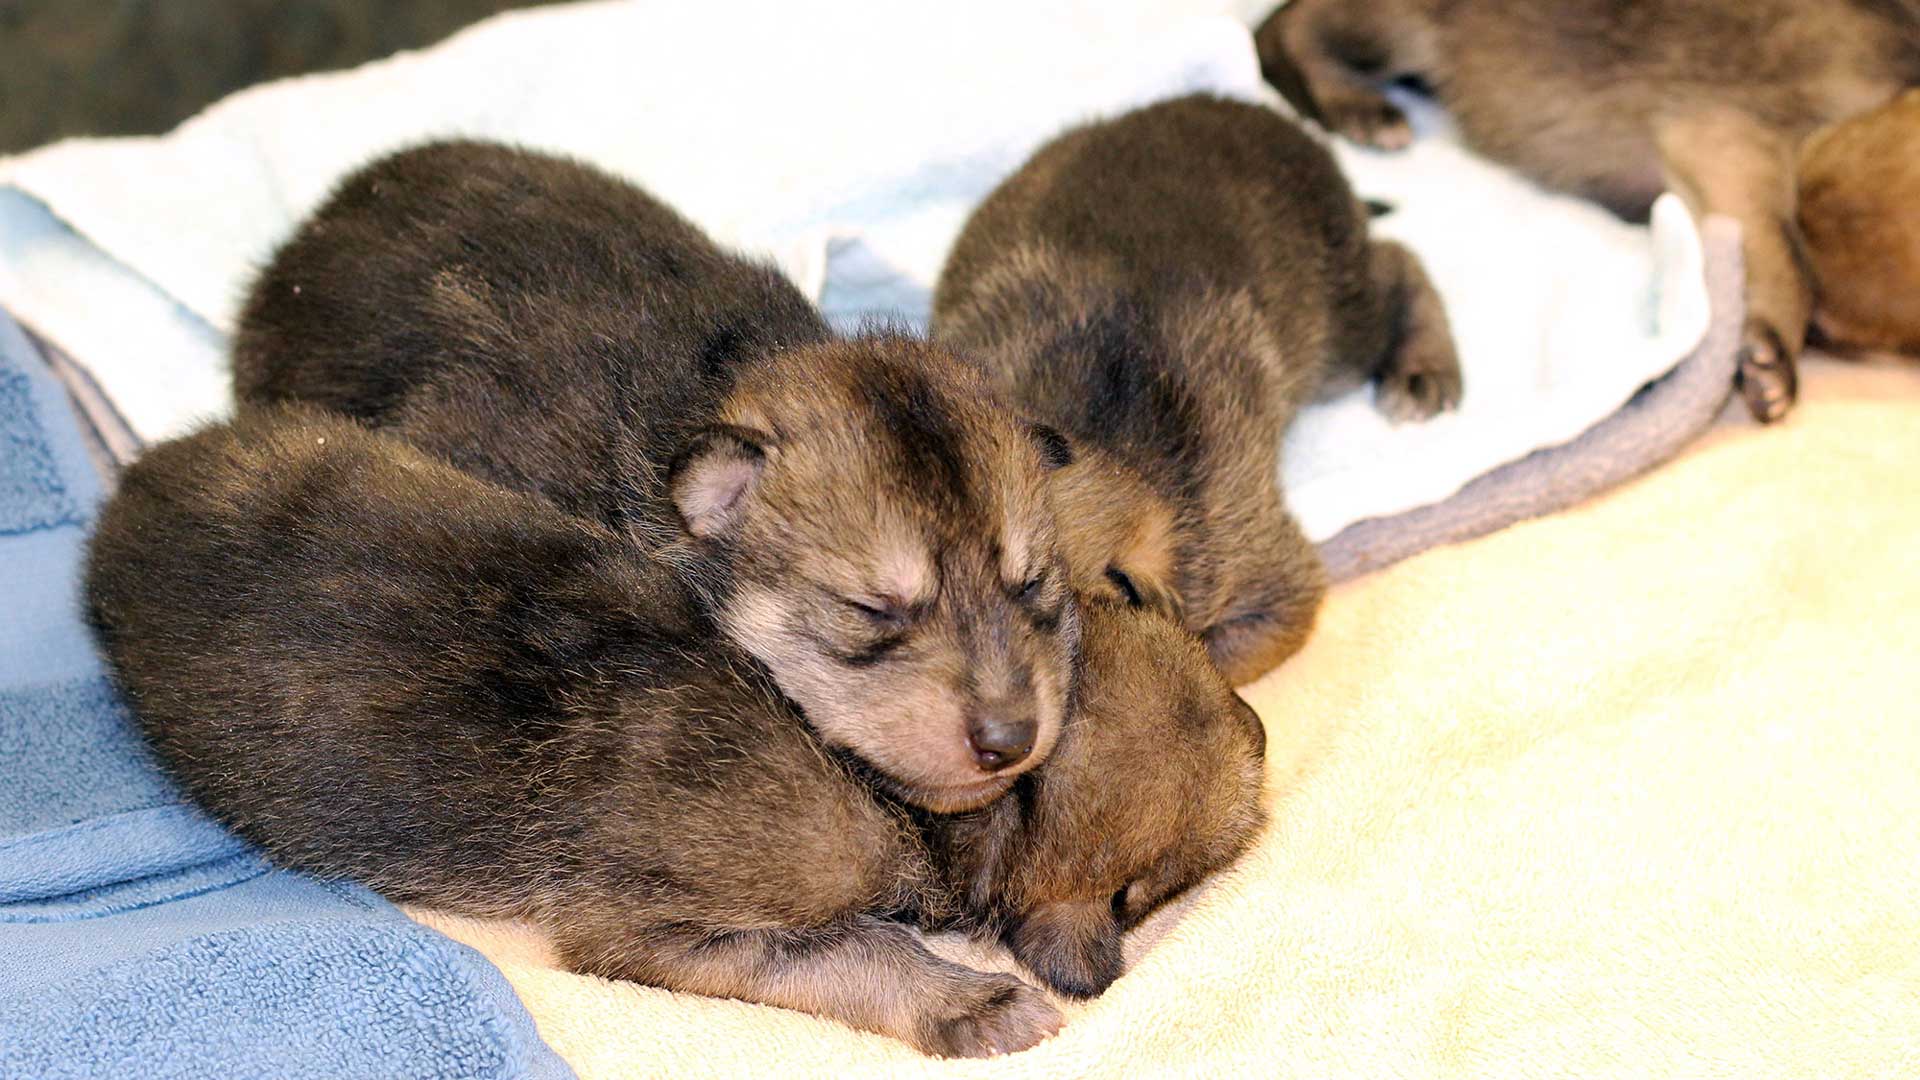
[232,140,1078,812]
[1798,88,1920,353]
[933,94,1460,686]
[1255,0,1920,421]
[82,407,1266,1057]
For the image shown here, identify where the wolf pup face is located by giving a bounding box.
[990,600,1268,996]
[669,337,1080,813]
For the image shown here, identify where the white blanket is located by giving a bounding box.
[0,0,1710,541]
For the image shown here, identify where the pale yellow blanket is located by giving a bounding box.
[417,358,1920,1077]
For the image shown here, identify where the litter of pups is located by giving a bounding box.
[79,1,1917,1058]
[85,405,1263,1057]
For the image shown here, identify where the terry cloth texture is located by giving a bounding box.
[0,360,82,535]
[0,308,574,1080]
[416,356,1920,1077]
[0,0,1728,562]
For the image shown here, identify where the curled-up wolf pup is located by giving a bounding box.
[935,93,1461,686]
[84,407,1268,1057]
[1797,88,1920,356]
[233,140,1079,813]
[1255,0,1920,421]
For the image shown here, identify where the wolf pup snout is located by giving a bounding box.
[967,704,1038,770]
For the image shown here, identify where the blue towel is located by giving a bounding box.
[0,308,573,1080]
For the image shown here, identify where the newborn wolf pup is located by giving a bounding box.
[1797,88,1920,356]
[1255,0,1920,421]
[233,140,1076,812]
[935,94,1461,685]
[84,408,1268,1057]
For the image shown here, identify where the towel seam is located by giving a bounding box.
[0,857,273,924]
[0,801,195,856]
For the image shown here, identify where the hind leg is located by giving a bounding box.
[555,915,1060,1058]
[1359,240,1464,422]
[1655,106,1813,423]
[1254,0,1433,150]
[1203,509,1327,686]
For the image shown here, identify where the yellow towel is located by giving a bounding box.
[416,357,1920,1077]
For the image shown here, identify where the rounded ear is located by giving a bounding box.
[1104,565,1184,622]
[1232,692,1267,761]
[1004,898,1123,999]
[667,425,770,540]
[1025,423,1075,471]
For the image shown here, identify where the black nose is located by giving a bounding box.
[968,713,1036,772]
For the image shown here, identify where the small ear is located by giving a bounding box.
[1105,565,1184,622]
[1004,899,1123,999]
[1025,423,1075,471]
[1232,692,1267,761]
[667,425,769,540]
[1140,574,1185,622]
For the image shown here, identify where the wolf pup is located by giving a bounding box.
[1256,0,1920,421]
[233,140,1077,813]
[1798,88,1920,355]
[934,94,1461,685]
[84,407,1268,1056]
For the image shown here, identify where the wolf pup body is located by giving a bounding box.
[1256,0,1920,421]
[1797,88,1920,355]
[83,408,1267,1057]
[233,140,1076,812]
[934,94,1460,685]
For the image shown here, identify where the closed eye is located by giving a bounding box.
[843,597,907,627]
[1105,566,1144,608]
[1015,570,1047,604]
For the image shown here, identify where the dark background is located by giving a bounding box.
[0,1,560,154]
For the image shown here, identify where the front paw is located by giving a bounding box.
[917,972,1062,1059]
[1737,317,1798,423]
[1321,91,1414,151]
[1375,344,1463,423]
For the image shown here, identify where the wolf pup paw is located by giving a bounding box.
[1321,90,1414,151]
[1375,336,1463,422]
[919,972,1062,1059]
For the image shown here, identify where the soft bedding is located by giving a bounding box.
[0,0,1732,568]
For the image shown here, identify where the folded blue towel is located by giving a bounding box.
[0,308,573,1080]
